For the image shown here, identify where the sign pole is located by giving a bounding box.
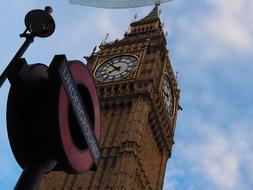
[14,160,57,190]
[4,6,101,190]
[0,35,34,87]
[2,6,56,190]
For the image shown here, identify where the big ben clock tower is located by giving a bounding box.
[40,5,180,190]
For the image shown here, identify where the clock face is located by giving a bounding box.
[95,55,138,81]
[163,75,174,116]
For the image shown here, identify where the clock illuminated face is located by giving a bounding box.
[163,75,174,116]
[95,55,138,81]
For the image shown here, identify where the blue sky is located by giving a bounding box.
[1,0,253,190]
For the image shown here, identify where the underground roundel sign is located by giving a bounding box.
[48,55,101,174]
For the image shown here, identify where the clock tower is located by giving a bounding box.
[40,5,180,190]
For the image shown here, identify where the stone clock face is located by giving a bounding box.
[95,55,138,81]
[163,74,174,116]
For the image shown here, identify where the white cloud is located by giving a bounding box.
[164,165,185,190]
[171,116,253,190]
[162,1,253,186]
[206,0,253,51]
[165,0,253,64]
[198,137,239,189]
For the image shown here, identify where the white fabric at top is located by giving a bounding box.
[69,0,173,9]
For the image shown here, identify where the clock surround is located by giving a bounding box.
[94,54,138,82]
[162,74,174,117]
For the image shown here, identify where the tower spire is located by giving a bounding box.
[131,4,160,26]
[127,4,163,36]
[156,0,161,6]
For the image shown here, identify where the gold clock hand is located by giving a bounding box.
[107,69,115,74]
[107,66,122,74]
[108,67,119,74]
[108,62,121,71]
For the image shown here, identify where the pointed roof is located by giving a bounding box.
[131,4,160,26]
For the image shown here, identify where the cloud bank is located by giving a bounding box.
[163,0,253,189]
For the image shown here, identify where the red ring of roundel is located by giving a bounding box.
[58,61,100,173]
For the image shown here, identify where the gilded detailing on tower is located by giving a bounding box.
[40,5,180,190]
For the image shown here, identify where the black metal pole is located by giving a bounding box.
[14,160,57,190]
[0,35,34,88]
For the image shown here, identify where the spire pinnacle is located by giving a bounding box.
[131,4,160,26]
[155,0,161,6]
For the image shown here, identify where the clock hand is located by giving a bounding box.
[107,62,121,71]
[107,67,121,74]
[107,65,122,74]
[107,70,114,74]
